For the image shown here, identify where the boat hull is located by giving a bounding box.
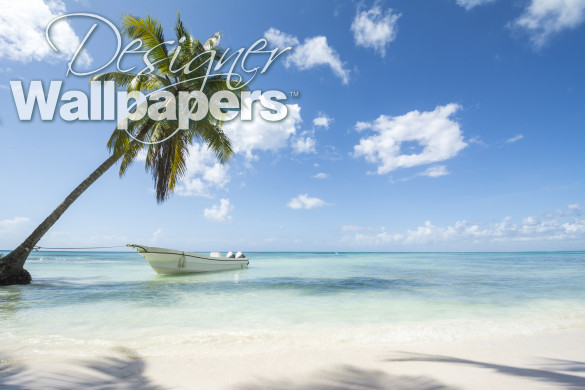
[128,245,249,274]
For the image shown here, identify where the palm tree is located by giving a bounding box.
[0,14,242,286]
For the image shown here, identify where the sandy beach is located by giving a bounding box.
[2,329,584,389]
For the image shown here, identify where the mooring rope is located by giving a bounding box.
[33,245,128,251]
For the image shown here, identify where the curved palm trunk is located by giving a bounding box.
[0,153,121,286]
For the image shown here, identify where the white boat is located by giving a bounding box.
[127,244,249,274]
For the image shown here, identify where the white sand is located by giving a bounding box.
[2,329,585,389]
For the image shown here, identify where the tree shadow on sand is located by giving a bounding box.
[536,358,585,374]
[0,347,165,390]
[385,352,585,390]
[235,364,457,390]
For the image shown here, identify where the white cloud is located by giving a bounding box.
[523,216,540,225]
[354,104,468,174]
[544,204,583,219]
[352,230,405,244]
[341,225,384,232]
[313,172,328,179]
[135,149,147,162]
[265,29,350,84]
[355,121,372,132]
[150,228,162,243]
[351,5,400,57]
[513,0,585,48]
[556,203,583,217]
[506,134,524,143]
[418,165,449,178]
[456,0,585,48]
[287,194,330,210]
[0,217,31,249]
[264,27,299,47]
[313,113,333,129]
[291,136,316,154]
[341,225,362,232]
[288,36,350,84]
[455,0,496,10]
[175,143,230,198]
[343,203,585,248]
[203,199,233,222]
[173,97,305,197]
[468,135,486,146]
[0,217,30,231]
[0,0,91,65]
[224,95,302,160]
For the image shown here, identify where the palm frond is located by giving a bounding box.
[95,15,242,203]
[187,118,233,164]
[118,118,155,176]
[91,72,170,92]
[122,14,171,76]
[174,12,190,43]
[107,116,146,158]
[143,121,185,202]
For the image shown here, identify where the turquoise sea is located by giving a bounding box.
[1,251,585,358]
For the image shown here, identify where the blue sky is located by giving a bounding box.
[0,0,584,251]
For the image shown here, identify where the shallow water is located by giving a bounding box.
[1,251,584,357]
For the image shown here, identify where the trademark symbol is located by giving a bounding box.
[290,91,300,98]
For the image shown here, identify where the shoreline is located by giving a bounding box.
[2,328,585,389]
